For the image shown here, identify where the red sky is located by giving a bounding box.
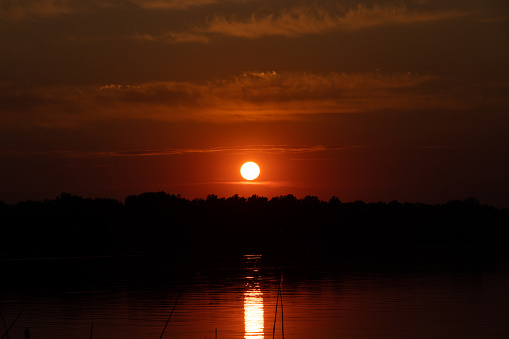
[1,0,508,206]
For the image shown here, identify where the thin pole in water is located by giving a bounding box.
[1,312,22,339]
[159,292,181,339]
[280,273,284,339]
[90,322,93,339]
[272,273,283,339]
[0,313,10,339]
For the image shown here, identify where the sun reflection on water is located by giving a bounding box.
[244,255,264,339]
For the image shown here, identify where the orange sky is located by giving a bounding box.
[1,0,508,206]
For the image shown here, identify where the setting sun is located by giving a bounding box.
[241,162,260,180]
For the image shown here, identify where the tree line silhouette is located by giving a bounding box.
[1,192,508,258]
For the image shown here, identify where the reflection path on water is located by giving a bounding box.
[244,285,264,338]
[244,254,264,339]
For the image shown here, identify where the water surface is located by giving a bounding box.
[1,252,508,338]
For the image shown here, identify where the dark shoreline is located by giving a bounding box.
[1,192,508,259]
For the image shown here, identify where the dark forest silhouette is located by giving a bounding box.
[1,192,508,258]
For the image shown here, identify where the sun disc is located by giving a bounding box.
[241,162,260,180]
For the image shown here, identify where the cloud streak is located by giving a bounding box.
[0,0,251,21]
[129,3,471,44]
[130,0,218,10]
[0,144,362,158]
[0,1,473,46]
[2,70,504,128]
[197,4,467,39]
[0,71,443,126]
[0,0,74,21]
[134,31,210,44]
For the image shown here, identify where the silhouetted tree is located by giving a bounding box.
[1,192,508,258]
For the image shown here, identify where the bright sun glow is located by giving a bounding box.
[241,162,260,180]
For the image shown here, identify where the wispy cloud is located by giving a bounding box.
[1,70,501,128]
[0,0,74,21]
[134,31,210,44]
[197,4,467,38]
[0,144,360,158]
[0,1,474,44]
[0,0,257,21]
[130,0,218,10]
[209,180,294,187]
[130,0,257,10]
[126,3,471,44]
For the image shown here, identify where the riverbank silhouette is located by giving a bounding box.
[1,192,508,259]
